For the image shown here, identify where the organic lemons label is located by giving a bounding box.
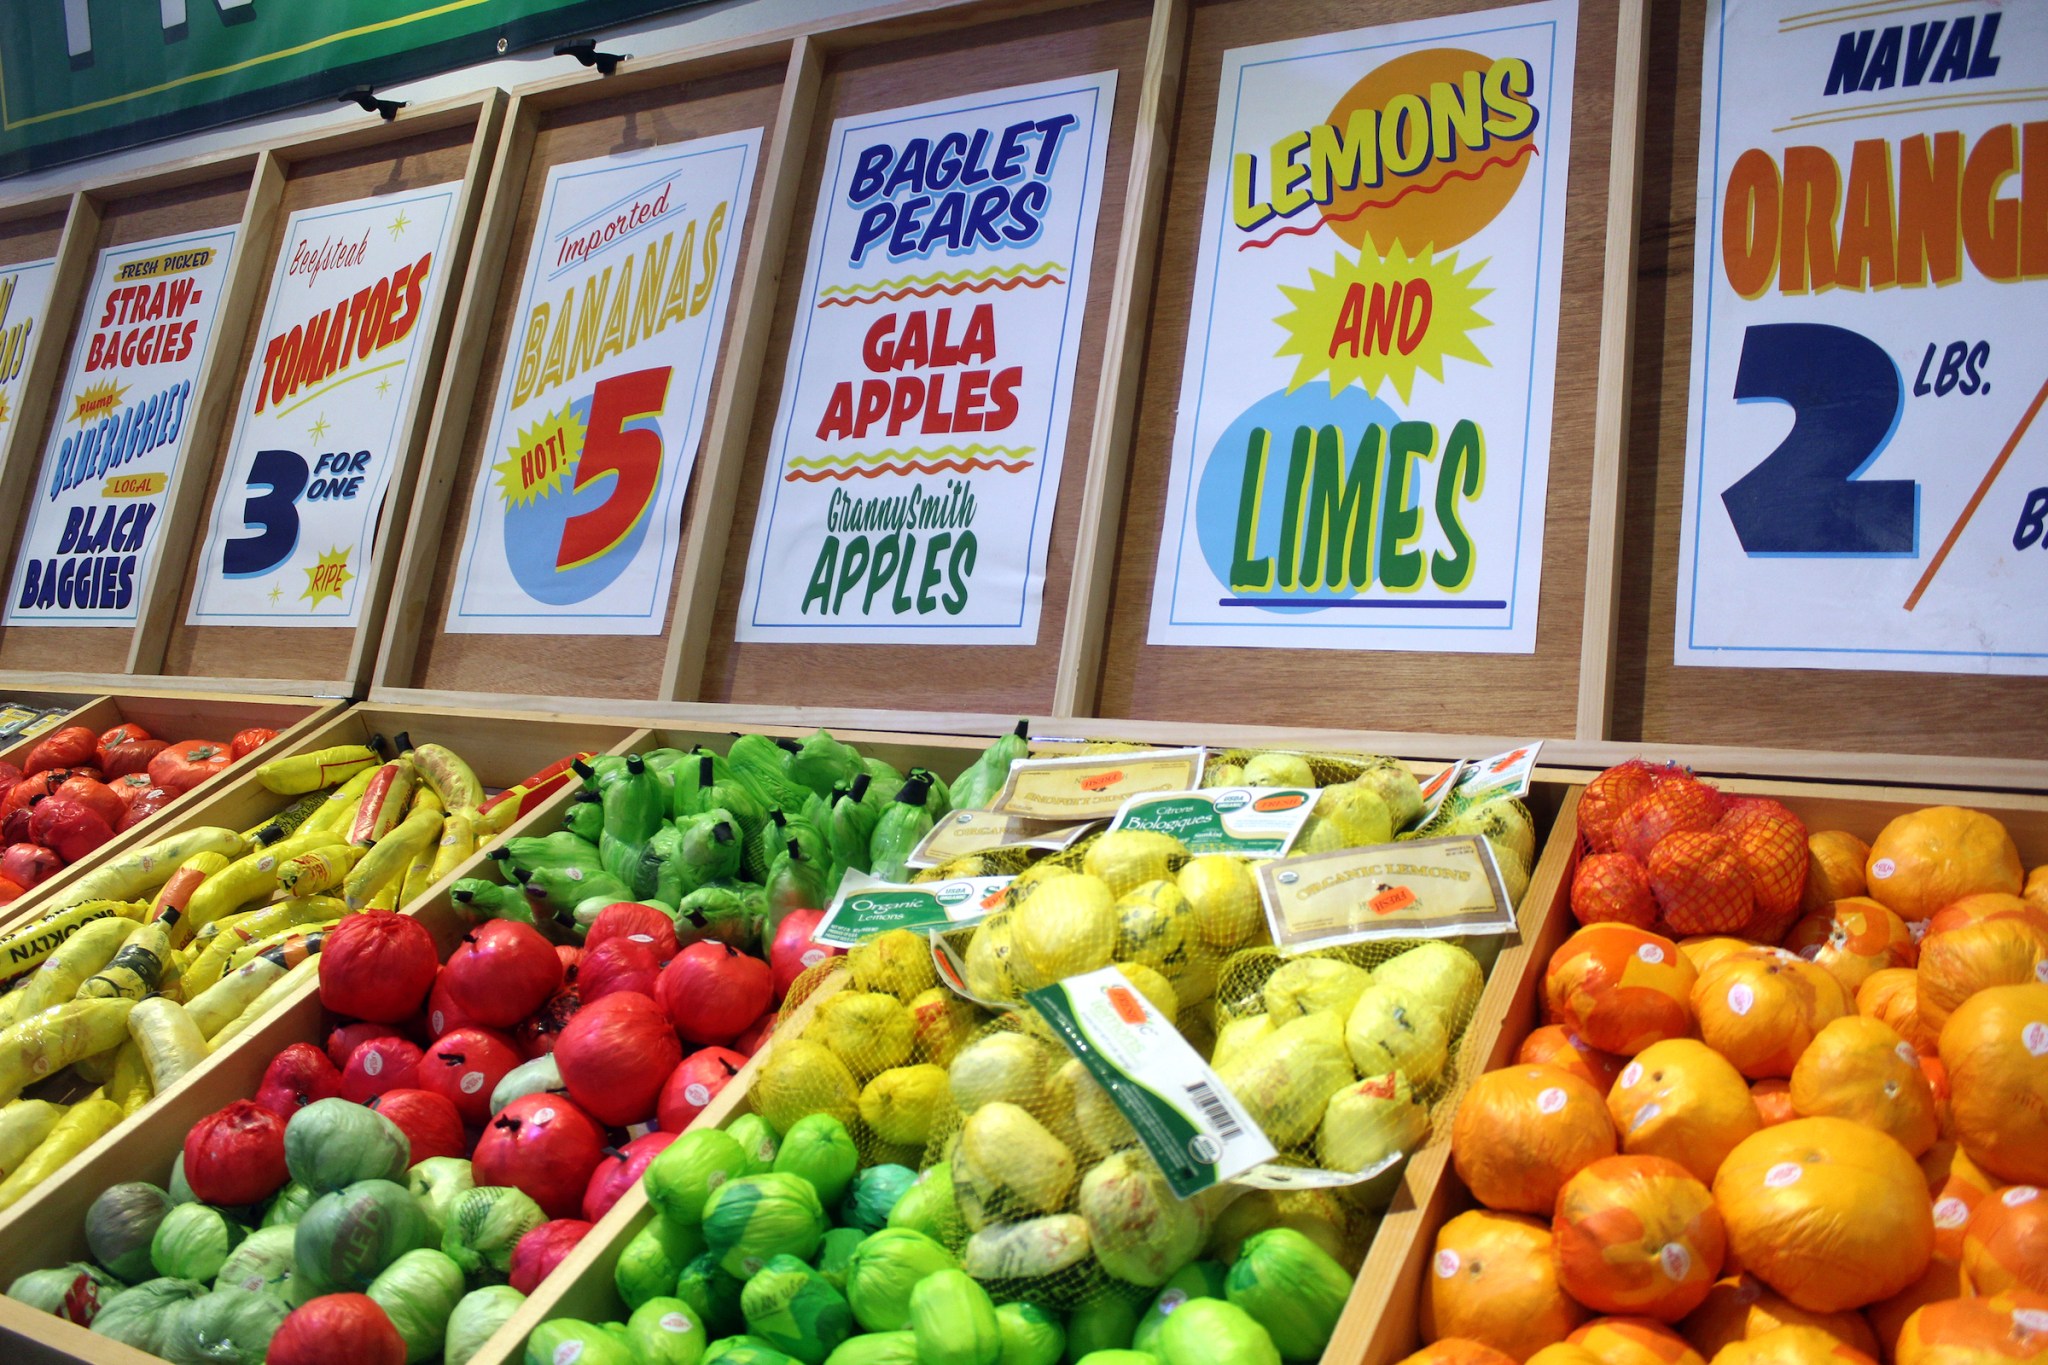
[988,747,1206,819]
[1108,786,1316,859]
[812,869,1012,948]
[1027,966,1275,1197]
[1256,834,1514,952]
[905,809,1098,867]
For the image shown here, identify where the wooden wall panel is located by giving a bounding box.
[0,209,67,268]
[694,0,1154,714]
[1608,1,2048,762]
[156,118,486,688]
[1087,0,1620,735]
[393,64,789,700]
[0,169,255,678]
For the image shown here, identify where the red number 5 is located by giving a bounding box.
[559,365,673,570]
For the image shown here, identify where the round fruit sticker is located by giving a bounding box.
[660,1314,693,1334]
[1659,1242,1692,1281]
[1619,1062,1644,1088]
[364,1051,383,1075]
[1871,858,1896,879]
[1638,944,1666,965]
[1727,983,1755,1016]
[554,1344,582,1365]
[684,1083,711,1108]
[1764,1162,1803,1188]
[2024,1022,2048,1058]
[461,1072,485,1094]
[1436,1249,1461,1278]
[1933,1197,1969,1228]
[2003,1186,2040,1207]
[1538,1087,1567,1114]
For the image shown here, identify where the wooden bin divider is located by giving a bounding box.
[0,692,340,935]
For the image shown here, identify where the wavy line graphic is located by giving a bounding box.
[786,444,1035,472]
[816,262,1066,298]
[1235,143,1540,252]
[784,457,1035,482]
[817,272,1064,307]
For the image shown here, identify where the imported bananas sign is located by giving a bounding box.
[1147,3,1578,652]
[6,227,235,625]
[735,73,1117,643]
[446,131,760,634]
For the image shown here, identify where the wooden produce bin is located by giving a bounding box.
[0,704,658,1365]
[465,753,1583,1365]
[0,690,337,934]
[1348,777,2048,1365]
[0,718,992,1363]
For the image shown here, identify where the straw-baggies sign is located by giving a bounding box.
[6,227,237,627]
[188,183,460,627]
[735,72,1117,644]
[446,131,760,634]
[1678,1,2048,674]
[1148,3,1577,652]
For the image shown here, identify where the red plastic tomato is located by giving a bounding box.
[53,775,125,830]
[108,772,155,805]
[3,771,67,820]
[98,739,167,779]
[318,912,438,1022]
[443,920,562,1027]
[117,785,175,830]
[23,726,97,776]
[230,727,278,758]
[29,797,115,863]
[268,1294,406,1365]
[254,1043,344,1121]
[419,1027,524,1126]
[472,1094,607,1220]
[657,941,773,1044]
[1,843,60,890]
[183,1101,289,1206]
[96,722,153,753]
[367,1088,466,1164]
[554,993,680,1126]
[509,1219,592,1294]
[341,1037,423,1104]
[584,903,679,962]
[146,739,233,795]
[582,1132,676,1222]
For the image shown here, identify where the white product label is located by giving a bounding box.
[554,1345,582,1365]
[1659,1243,1692,1281]
[1435,1250,1461,1278]
[1619,1062,1644,1089]
[2003,1186,2040,1207]
[1158,1290,1188,1315]
[1727,983,1755,1015]
[800,948,827,968]
[630,933,654,943]
[1934,1197,1969,1228]
[364,1051,383,1075]
[1871,858,1896,879]
[2012,1309,2048,1335]
[1638,944,1665,964]
[534,1106,556,1122]
[1897,1043,1918,1065]
[660,1314,693,1334]
[431,1010,446,1034]
[2025,1022,2048,1057]
[460,1071,485,1094]
[684,1083,711,1107]
[1538,1087,1567,1114]
[1764,1162,1803,1188]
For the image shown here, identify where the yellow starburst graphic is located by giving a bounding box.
[71,378,129,425]
[302,546,354,608]
[1273,239,1492,403]
[493,403,587,509]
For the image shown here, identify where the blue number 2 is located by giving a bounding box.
[1721,322,1917,555]
[223,448,307,577]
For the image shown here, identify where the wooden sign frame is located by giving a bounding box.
[0,92,505,702]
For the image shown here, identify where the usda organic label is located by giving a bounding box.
[1414,742,1543,835]
[811,869,1012,948]
[1027,966,1274,1198]
[1256,835,1515,953]
[1108,786,1315,859]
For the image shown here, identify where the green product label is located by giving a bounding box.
[1027,968,1274,1198]
[811,870,1011,948]
[1108,786,1315,858]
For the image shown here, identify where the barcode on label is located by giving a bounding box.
[1184,1081,1244,1139]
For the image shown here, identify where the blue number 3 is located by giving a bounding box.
[223,448,307,578]
[1722,322,1917,556]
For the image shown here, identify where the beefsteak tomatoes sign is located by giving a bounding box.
[734,72,1117,644]
[445,131,760,634]
[0,259,56,440]
[188,183,460,627]
[1146,4,1577,652]
[6,226,236,627]
[1678,1,2048,674]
